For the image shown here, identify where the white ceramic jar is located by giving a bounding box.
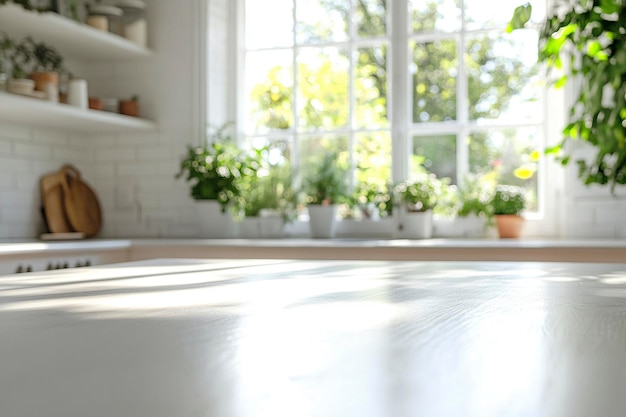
[67,79,88,109]
[117,0,147,47]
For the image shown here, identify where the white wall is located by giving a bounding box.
[0,123,93,238]
[561,142,626,239]
[0,0,232,239]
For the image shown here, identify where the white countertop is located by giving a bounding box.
[2,258,626,417]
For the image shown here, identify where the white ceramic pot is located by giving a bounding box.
[433,214,486,238]
[259,215,285,238]
[195,200,238,238]
[308,204,339,238]
[395,206,433,239]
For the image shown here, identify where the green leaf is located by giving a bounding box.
[599,0,620,14]
[553,75,568,89]
[507,3,532,33]
[587,41,602,57]
[545,145,562,155]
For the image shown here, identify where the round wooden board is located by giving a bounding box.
[63,168,102,237]
[40,170,73,234]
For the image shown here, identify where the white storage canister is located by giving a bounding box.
[86,5,124,36]
[116,0,147,47]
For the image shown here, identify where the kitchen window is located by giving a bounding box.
[239,0,549,216]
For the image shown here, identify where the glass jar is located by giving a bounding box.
[86,5,124,36]
[116,0,147,47]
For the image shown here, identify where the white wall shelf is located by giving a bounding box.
[0,3,153,61]
[0,92,156,133]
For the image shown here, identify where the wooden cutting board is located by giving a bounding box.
[60,165,103,237]
[40,169,73,234]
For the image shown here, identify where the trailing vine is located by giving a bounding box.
[511,0,626,191]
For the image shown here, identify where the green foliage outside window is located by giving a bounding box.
[246,0,538,214]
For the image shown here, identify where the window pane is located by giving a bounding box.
[355,131,392,187]
[466,30,540,123]
[411,40,457,123]
[410,0,460,33]
[246,50,294,133]
[296,0,348,44]
[245,136,293,166]
[299,134,350,183]
[297,47,350,131]
[355,0,387,38]
[468,128,540,210]
[464,0,546,31]
[355,45,388,129]
[412,135,457,181]
[245,0,293,49]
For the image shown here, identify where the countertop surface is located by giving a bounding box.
[2,258,626,417]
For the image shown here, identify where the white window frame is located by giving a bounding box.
[227,0,563,237]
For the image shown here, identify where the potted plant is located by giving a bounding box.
[352,182,392,220]
[176,123,261,238]
[119,95,139,117]
[491,185,526,238]
[452,174,493,237]
[27,37,64,92]
[242,156,296,238]
[4,35,34,95]
[509,1,626,192]
[0,31,12,91]
[394,172,441,239]
[302,151,349,238]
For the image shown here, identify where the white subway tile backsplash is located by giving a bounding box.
[33,129,68,145]
[95,148,137,162]
[117,163,158,176]
[0,140,11,155]
[0,158,33,174]
[137,146,172,161]
[0,123,31,141]
[14,143,53,159]
[0,175,13,188]
[53,146,86,162]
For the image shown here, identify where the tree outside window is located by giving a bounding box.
[243,0,544,212]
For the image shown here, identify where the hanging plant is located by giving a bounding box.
[510,0,626,191]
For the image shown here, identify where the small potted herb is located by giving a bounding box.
[6,36,34,95]
[27,37,64,92]
[176,123,261,238]
[491,185,526,238]
[302,151,349,238]
[242,155,296,238]
[452,174,493,237]
[353,182,392,220]
[394,173,441,239]
[119,95,139,117]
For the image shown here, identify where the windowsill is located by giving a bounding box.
[1,238,625,264]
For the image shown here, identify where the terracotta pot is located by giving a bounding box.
[495,214,524,238]
[89,97,103,110]
[31,72,59,92]
[119,99,139,117]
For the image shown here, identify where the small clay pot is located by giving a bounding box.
[119,99,138,117]
[31,72,59,92]
[89,97,103,110]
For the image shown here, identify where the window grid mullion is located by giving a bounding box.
[291,0,300,181]
[348,0,356,192]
